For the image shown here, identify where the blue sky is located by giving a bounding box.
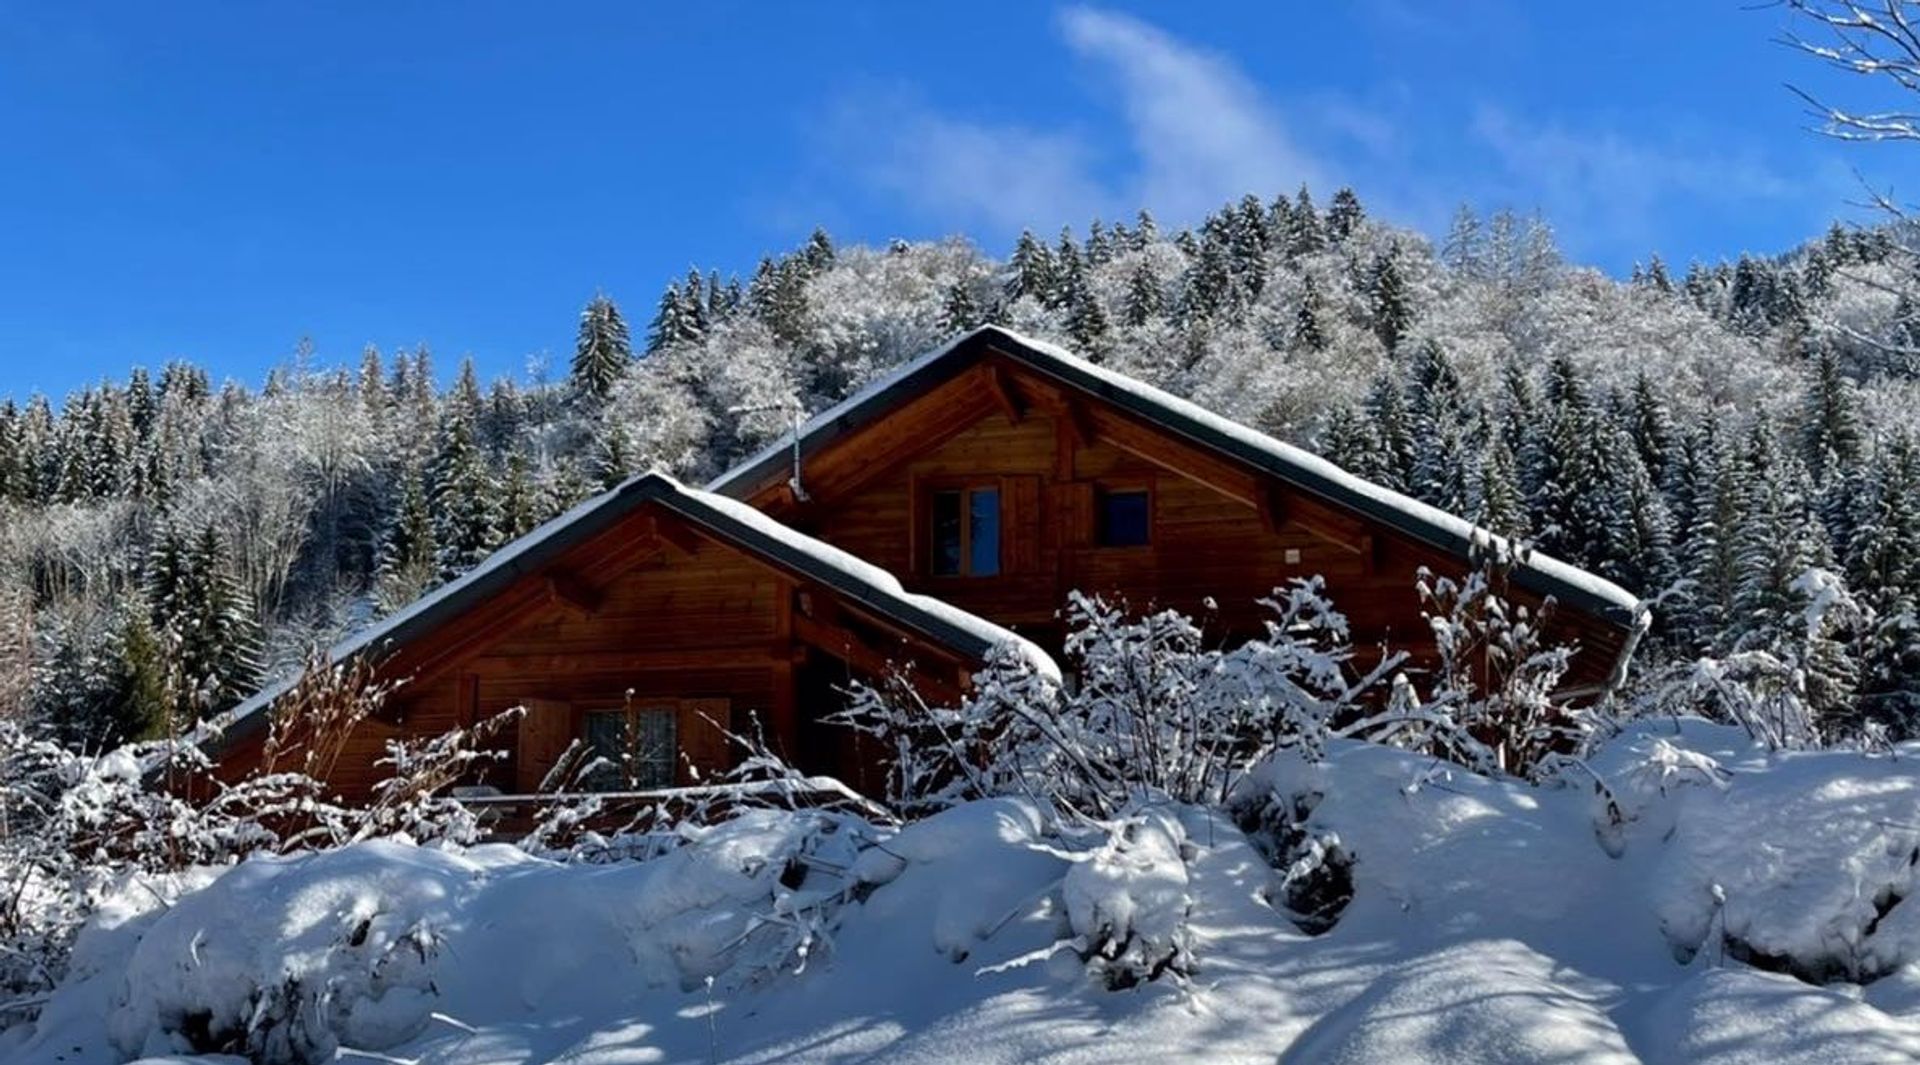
[0,2,1909,400]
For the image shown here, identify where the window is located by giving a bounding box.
[929,485,1000,576]
[581,706,677,791]
[1097,488,1151,547]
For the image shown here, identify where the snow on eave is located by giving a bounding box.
[181,470,1057,768]
[705,324,1651,687]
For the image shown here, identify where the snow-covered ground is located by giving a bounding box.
[7,719,1920,1064]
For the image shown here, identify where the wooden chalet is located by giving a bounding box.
[203,325,1645,803]
[711,325,1647,694]
[200,472,1054,803]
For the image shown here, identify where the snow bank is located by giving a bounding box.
[1640,736,1920,981]
[1283,940,1638,1065]
[14,721,1920,1064]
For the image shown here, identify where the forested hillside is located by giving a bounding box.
[3,187,1918,749]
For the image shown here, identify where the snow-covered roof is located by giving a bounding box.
[197,471,1058,759]
[711,325,1649,681]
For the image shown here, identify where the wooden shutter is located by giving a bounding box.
[515,698,574,793]
[677,698,732,784]
[1052,482,1094,549]
[1004,475,1042,573]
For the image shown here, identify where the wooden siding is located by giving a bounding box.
[217,501,975,803]
[758,359,1627,690]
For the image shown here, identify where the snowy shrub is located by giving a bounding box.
[1231,787,1355,934]
[1392,555,1584,777]
[1060,808,1195,989]
[1652,651,1821,751]
[839,578,1393,818]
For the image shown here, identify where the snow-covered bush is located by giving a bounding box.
[838,577,1392,818]
[1060,808,1195,989]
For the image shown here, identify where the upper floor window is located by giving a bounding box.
[930,485,1001,576]
[1097,487,1151,547]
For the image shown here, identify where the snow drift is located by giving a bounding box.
[7,720,1920,1064]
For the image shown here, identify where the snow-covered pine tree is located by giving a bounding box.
[1285,185,1324,259]
[1478,433,1527,539]
[1627,372,1675,488]
[1368,249,1411,353]
[431,360,502,578]
[1319,406,1382,482]
[1121,262,1164,328]
[940,279,982,335]
[1292,275,1328,353]
[570,294,634,402]
[1441,204,1483,278]
[1361,369,1414,491]
[1005,230,1056,305]
[1407,341,1475,514]
[1325,187,1364,243]
[376,461,438,611]
[1063,260,1112,359]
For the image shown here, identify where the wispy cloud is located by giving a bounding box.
[821,7,1321,236]
[811,6,1821,267]
[1055,7,1323,222]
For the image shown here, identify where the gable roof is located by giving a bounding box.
[711,325,1649,680]
[197,471,1058,758]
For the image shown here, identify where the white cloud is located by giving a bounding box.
[821,7,1322,236]
[810,6,1818,267]
[819,92,1110,236]
[1055,7,1323,221]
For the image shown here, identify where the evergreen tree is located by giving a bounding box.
[150,525,262,719]
[377,461,438,610]
[1133,208,1160,250]
[1121,262,1164,327]
[1063,261,1112,358]
[431,360,502,578]
[1292,275,1328,352]
[940,279,983,335]
[596,420,636,490]
[1407,341,1473,513]
[498,450,539,542]
[1478,433,1526,538]
[1320,406,1382,481]
[0,400,21,504]
[1645,254,1673,293]
[1325,187,1365,243]
[571,294,634,401]
[800,227,835,273]
[1005,230,1057,304]
[1801,343,1864,483]
[1362,370,1415,491]
[1368,250,1411,352]
[1627,373,1675,487]
[1285,185,1324,259]
[748,256,810,347]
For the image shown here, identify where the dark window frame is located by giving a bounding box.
[922,480,1004,577]
[1095,484,1153,548]
[580,702,678,791]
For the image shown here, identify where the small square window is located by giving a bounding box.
[1097,489,1151,547]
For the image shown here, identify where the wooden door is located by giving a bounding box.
[677,697,732,785]
[515,697,575,793]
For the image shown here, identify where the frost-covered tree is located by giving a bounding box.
[570,294,633,401]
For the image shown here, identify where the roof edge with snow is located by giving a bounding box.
[709,325,1649,638]
[194,471,1057,761]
